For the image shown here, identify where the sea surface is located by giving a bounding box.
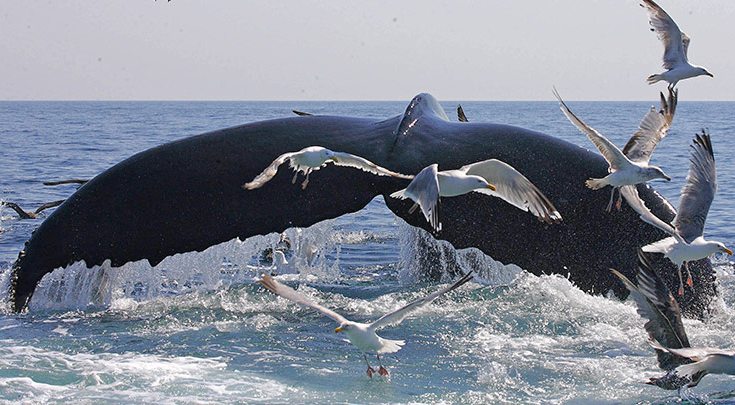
[1,99,734,404]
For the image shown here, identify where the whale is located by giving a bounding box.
[8,93,715,316]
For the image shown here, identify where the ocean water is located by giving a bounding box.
[1,99,734,404]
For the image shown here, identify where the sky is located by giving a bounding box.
[1,0,733,101]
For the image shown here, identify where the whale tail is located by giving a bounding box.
[647,74,664,85]
[585,178,607,190]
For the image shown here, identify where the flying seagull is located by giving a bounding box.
[554,88,672,211]
[390,160,561,232]
[1,200,64,220]
[259,271,473,378]
[612,250,735,390]
[620,131,732,296]
[640,0,713,89]
[242,146,412,190]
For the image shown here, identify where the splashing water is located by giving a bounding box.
[5,198,734,403]
[27,218,343,312]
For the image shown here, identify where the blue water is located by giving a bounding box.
[1,100,734,403]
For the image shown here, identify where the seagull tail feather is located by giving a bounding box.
[647,74,664,85]
[377,338,406,354]
[585,178,607,190]
[390,189,408,200]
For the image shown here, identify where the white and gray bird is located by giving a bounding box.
[613,251,735,390]
[554,88,673,212]
[640,0,713,89]
[620,131,732,296]
[389,160,561,232]
[242,146,412,190]
[259,271,473,378]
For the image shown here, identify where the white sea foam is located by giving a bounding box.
[0,344,323,403]
[25,219,346,312]
[2,198,734,403]
[397,221,523,286]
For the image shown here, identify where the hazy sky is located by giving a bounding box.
[2,1,733,101]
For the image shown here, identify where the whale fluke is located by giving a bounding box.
[8,93,715,317]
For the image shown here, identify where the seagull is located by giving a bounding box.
[649,341,735,390]
[620,131,732,296]
[640,0,713,89]
[242,146,412,190]
[554,88,672,212]
[390,160,561,232]
[259,271,473,378]
[1,200,64,220]
[612,250,735,390]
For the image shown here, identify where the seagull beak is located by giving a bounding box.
[335,326,344,333]
[724,247,733,255]
[486,184,497,191]
[330,157,339,163]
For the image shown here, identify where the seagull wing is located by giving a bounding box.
[42,178,88,186]
[681,33,691,60]
[553,88,629,170]
[33,200,65,215]
[661,346,735,363]
[331,151,412,179]
[673,132,716,243]
[620,185,677,237]
[673,354,735,386]
[369,271,473,331]
[259,274,348,324]
[622,89,677,164]
[460,159,562,224]
[242,151,297,190]
[1,202,33,219]
[641,0,688,68]
[612,250,690,370]
[389,164,441,231]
